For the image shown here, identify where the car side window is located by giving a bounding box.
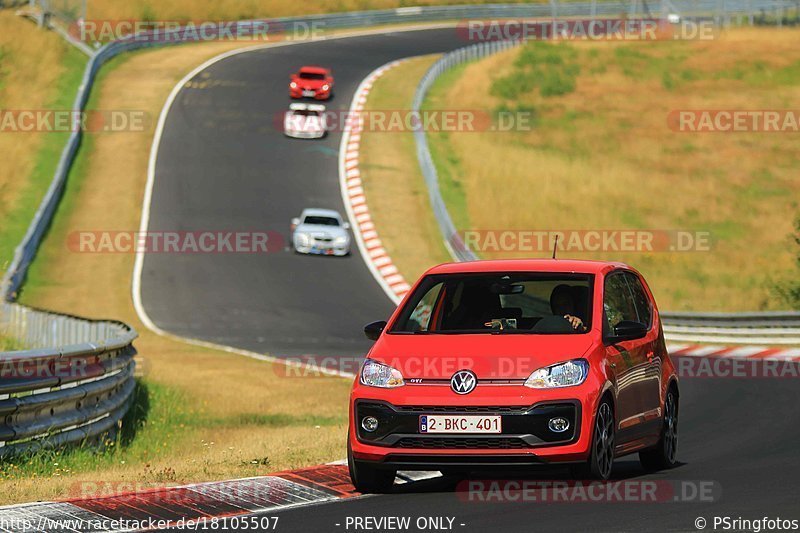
[603,273,638,335]
[624,273,653,328]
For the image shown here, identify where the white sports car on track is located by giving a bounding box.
[284,103,327,139]
[291,208,351,256]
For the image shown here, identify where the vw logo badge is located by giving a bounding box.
[450,370,477,395]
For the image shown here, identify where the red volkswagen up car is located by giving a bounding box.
[289,66,333,100]
[348,259,679,492]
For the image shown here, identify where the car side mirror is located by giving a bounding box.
[364,320,387,341]
[291,217,300,229]
[342,221,350,230]
[611,320,648,342]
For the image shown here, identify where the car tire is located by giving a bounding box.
[640,388,679,472]
[573,397,615,480]
[347,438,396,494]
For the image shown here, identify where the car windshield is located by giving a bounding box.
[292,110,319,117]
[299,71,325,80]
[303,215,339,226]
[391,273,593,334]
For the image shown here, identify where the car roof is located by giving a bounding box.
[423,259,630,276]
[298,66,328,74]
[301,208,341,219]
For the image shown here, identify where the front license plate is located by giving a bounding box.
[302,90,315,97]
[419,415,501,434]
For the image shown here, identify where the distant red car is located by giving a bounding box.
[348,259,679,492]
[289,66,333,100]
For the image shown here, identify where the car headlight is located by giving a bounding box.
[295,233,309,246]
[360,359,404,388]
[322,84,330,91]
[334,236,348,245]
[524,359,589,389]
[290,81,297,88]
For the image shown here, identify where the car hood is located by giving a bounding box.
[367,333,597,380]
[294,78,327,89]
[295,223,348,239]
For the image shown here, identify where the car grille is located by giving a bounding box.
[395,437,530,449]
[395,405,530,414]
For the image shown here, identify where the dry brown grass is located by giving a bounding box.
[424,28,800,311]
[7,39,352,504]
[0,12,81,267]
[82,0,534,21]
[359,55,452,283]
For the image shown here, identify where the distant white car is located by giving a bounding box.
[291,208,351,256]
[284,103,327,139]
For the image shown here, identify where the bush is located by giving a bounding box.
[776,215,800,309]
[491,41,580,100]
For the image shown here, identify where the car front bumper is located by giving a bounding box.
[290,88,331,100]
[349,383,602,469]
[294,243,349,256]
[284,129,325,139]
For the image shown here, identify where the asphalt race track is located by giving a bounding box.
[143,27,800,532]
[169,376,799,532]
[140,28,466,358]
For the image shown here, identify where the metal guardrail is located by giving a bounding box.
[2,2,791,300]
[412,40,519,262]
[9,0,791,302]
[409,19,800,343]
[0,304,137,457]
[660,311,800,344]
[661,310,800,328]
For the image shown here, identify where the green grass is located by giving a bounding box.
[0,380,182,481]
[415,30,800,311]
[0,47,87,275]
[714,59,800,86]
[0,47,7,93]
[0,379,348,482]
[20,49,137,299]
[775,215,800,309]
[492,42,580,99]
[0,335,26,351]
[422,63,471,234]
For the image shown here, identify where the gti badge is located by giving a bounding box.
[450,370,477,395]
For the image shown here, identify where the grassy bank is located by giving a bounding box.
[358,55,452,282]
[3,39,352,505]
[81,0,546,21]
[0,11,87,277]
[422,28,800,311]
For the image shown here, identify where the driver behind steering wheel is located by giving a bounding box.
[550,284,586,331]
